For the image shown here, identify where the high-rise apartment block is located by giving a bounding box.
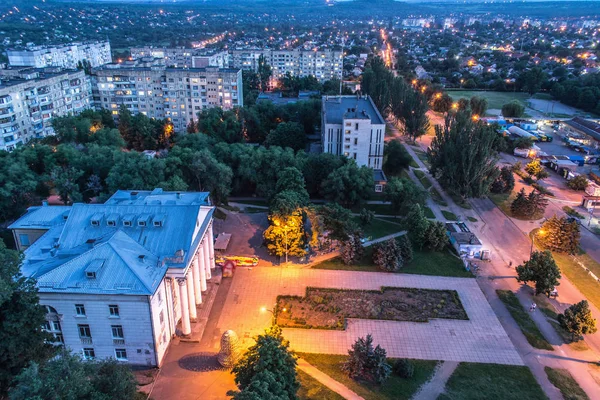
[0,67,92,151]
[230,48,343,82]
[92,59,243,132]
[321,95,387,190]
[7,41,112,69]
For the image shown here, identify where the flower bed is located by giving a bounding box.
[276,287,467,330]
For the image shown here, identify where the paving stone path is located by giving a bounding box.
[411,361,458,400]
[297,358,364,400]
[216,268,523,365]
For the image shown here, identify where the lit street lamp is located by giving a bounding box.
[530,229,546,257]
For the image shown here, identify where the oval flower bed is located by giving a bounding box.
[276,286,468,330]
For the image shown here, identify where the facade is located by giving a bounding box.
[561,117,600,148]
[0,67,92,151]
[92,59,243,132]
[230,48,343,82]
[321,95,385,169]
[9,188,216,367]
[7,41,112,69]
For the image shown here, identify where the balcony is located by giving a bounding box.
[80,337,93,345]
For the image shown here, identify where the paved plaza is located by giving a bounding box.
[215,268,523,365]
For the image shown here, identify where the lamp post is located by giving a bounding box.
[530,229,546,257]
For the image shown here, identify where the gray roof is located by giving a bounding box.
[564,117,600,142]
[8,205,71,230]
[322,95,385,125]
[106,188,211,206]
[17,195,214,296]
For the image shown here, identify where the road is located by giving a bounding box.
[388,121,600,398]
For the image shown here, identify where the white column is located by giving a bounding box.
[197,252,207,292]
[177,278,191,335]
[192,256,203,304]
[208,223,215,269]
[165,278,176,336]
[203,239,212,280]
[187,269,197,321]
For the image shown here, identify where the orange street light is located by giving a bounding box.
[472,114,479,121]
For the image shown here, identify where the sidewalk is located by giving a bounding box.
[297,359,364,400]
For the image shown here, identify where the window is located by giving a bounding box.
[159,310,164,325]
[354,138,358,145]
[355,123,359,130]
[75,304,86,316]
[78,325,91,338]
[111,325,124,339]
[115,349,127,361]
[109,305,119,317]
[19,234,30,246]
[375,184,383,193]
[82,348,95,360]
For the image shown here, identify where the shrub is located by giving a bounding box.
[373,238,403,272]
[396,235,414,264]
[567,175,589,191]
[343,334,391,384]
[393,359,415,379]
[340,231,364,265]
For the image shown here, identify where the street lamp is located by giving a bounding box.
[530,229,546,257]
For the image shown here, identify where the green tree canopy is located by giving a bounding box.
[265,122,307,152]
[516,250,561,297]
[538,216,580,254]
[558,300,597,341]
[321,162,374,208]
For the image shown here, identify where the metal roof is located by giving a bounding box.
[322,95,385,125]
[106,188,211,206]
[8,205,71,230]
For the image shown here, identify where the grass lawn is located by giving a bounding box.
[550,251,600,311]
[313,245,472,278]
[467,216,478,223]
[414,151,431,168]
[430,187,448,207]
[440,362,547,400]
[413,170,433,189]
[441,210,458,221]
[544,367,590,400]
[357,218,403,240]
[535,295,590,351]
[297,369,344,400]
[297,353,438,400]
[447,90,530,110]
[424,206,436,219]
[449,194,472,210]
[496,290,553,351]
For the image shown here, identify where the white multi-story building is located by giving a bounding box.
[321,95,387,191]
[92,59,243,132]
[9,188,216,367]
[230,48,343,82]
[7,41,112,69]
[0,67,92,151]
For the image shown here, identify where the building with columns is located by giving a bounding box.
[9,188,216,367]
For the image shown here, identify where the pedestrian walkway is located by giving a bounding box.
[412,361,458,400]
[297,358,364,400]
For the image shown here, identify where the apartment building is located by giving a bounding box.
[321,95,387,191]
[130,47,229,69]
[92,59,243,132]
[230,48,343,82]
[0,67,92,151]
[7,41,112,69]
[9,188,216,367]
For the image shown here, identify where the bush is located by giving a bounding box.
[343,334,391,384]
[567,175,589,191]
[397,235,414,264]
[393,359,415,379]
[373,238,403,272]
[340,232,364,265]
[491,166,515,194]
[562,206,584,219]
[502,101,525,118]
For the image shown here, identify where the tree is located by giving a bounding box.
[359,208,375,227]
[302,153,346,197]
[342,334,391,384]
[383,139,412,176]
[510,188,548,218]
[0,241,55,397]
[502,101,525,118]
[513,137,533,149]
[516,250,561,297]
[373,238,403,272]
[231,326,298,399]
[491,166,515,194]
[469,96,488,117]
[406,204,429,249]
[319,203,356,241]
[265,122,307,152]
[423,221,448,251]
[321,162,374,208]
[274,167,309,203]
[398,89,430,142]
[429,112,499,199]
[510,188,529,217]
[396,235,413,264]
[117,105,134,147]
[558,300,597,341]
[384,177,427,216]
[263,213,307,261]
[524,160,548,181]
[567,175,589,191]
[431,93,453,114]
[9,351,138,400]
[521,67,546,95]
[538,216,580,254]
[340,231,364,265]
[50,166,84,205]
